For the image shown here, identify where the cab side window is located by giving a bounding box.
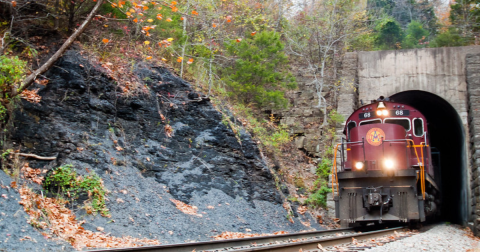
[413,118,424,137]
[347,121,356,141]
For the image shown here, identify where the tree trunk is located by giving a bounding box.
[68,0,76,33]
[54,0,60,30]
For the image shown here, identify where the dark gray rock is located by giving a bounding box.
[9,50,321,248]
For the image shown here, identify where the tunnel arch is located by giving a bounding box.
[390,90,469,224]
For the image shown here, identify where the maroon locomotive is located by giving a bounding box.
[332,96,439,227]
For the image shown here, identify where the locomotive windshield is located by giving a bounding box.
[359,119,381,126]
[384,118,411,131]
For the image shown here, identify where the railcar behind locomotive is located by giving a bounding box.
[332,96,440,227]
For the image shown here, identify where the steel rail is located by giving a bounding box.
[231,226,405,252]
[85,228,354,252]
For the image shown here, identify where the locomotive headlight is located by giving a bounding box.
[355,162,364,170]
[384,159,395,169]
[376,110,382,116]
[382,110,389,116]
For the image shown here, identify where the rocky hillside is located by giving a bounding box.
[0,50,320,250]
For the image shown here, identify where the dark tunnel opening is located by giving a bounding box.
[390,91,467,224]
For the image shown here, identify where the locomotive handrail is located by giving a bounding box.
[331,143,341,198]
[407,139,426,200]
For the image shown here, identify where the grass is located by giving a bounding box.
[44,164,110,217]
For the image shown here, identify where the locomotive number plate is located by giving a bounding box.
[389,110,410,116]
[359,112,375,119]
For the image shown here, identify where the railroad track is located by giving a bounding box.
[87,226,407,252]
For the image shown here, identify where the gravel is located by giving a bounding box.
[363,224,480,252]
[0,171,71,251]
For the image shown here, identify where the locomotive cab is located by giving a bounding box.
[332,97,439,227]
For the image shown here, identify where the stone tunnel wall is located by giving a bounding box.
[466,53,480,234]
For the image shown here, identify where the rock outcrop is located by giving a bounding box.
[6,50,318,247]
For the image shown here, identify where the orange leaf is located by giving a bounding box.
[166,18,172,22]
[180,17,184,21]
[156,14,163,20]
[177,57,183,62]
[212,23,217,28]
[226,15,232,23]
[251,31,257,36]
[146,56,153,60]
[102,38,109,44]
[133,18,138,23]
[187,58,194,64]
[144,40,150,45]
[161,58,167,62]
[11,1,16,7]
[171,1,177,5]
[171,6,178,12]
[236,38,242,42]
[143,5,148,10]
[191,10,198,15]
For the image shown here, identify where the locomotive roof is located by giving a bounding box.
[343,100,426,135]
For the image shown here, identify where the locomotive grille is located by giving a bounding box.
[348,192,357,223]
[398,192,408,222]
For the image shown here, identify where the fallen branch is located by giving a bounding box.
[15,0,105,96]
[17,153,57,160]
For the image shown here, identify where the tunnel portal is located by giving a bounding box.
[390,91,468,224]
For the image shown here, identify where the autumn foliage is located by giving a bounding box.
[19,187,160,249]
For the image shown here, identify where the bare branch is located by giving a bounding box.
[17,153,57,160]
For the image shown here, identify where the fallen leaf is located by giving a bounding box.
[97,227,104,232]
[102,38,109,44]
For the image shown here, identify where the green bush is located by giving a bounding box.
[223,31,297,109]
[430,28,467,47]
[374,16,404,50]
[44,165,110,216]
[0,55,26,122]
[317,158,332,180]
[402,21,429,49]
[0,55,26,89]
[304,186,331,208]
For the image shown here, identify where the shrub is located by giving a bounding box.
[44,165,110,216]
[304,186,331,208]
[0,55,26,90]
[0,55,27,122]
[317,158,332,180]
